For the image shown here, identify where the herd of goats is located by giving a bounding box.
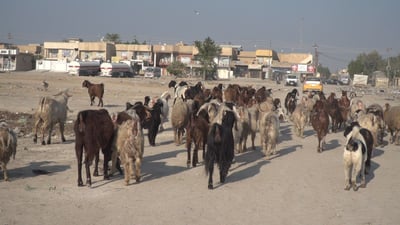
[1,78,400,190]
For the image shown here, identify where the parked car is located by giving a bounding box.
[111,71,135,78]
[324,79,343,85]
[144,67,161,78]
[303,77,323,93]
[285,74,299,86]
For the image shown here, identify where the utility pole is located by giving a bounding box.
[7,32,12,73]
[312,43,318,76]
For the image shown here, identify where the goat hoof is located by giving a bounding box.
[208,184,213,190]
[93,171,99,176]
[360,183,366,188]
[135,177,141,183]
[344,185,351,191]
[41,141,46,145]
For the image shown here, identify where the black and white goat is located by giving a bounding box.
[343,122,373,191]
[205,108,237,189]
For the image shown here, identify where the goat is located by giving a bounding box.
[0,123,17,181]
[74,109,114,187]
[285,88,298,115]
[186,104,209,167]
[205,109,237,189]
[82,80,104,107]
[259,111,280,159]
[383,104,400,145]
[33,89,71,145]
[343,122,373,190]
[171,97,190,145]
[114,118,144,185]
[128,101,162,146]
[311,100,329,152]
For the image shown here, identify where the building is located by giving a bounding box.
[0,43,35,71]
[37,39,313,79]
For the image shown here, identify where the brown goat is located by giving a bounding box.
[74,109,114,187]
[82,80,104,107]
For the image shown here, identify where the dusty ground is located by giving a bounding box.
[0,71,399,225]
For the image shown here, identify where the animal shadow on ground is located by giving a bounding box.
[6,161,70,181]
[303,129,315,138]
[103,104,121,108]
[139,149,187,182]
[371,148,384,159]
[322,139,341,152]
[279,124,293,142]
[365,160,380,186]
[217,151,269,188]
[268,144,301,160]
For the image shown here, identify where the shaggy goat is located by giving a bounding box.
[114,118,144,185]
[74,109,114,187]
[383,104,400,145]
[171,98,190,145]
[0,123,17,181]
[33,89,71,145]
[291,100,310,138]
[259,111,280,158]
[343,122,372,191]
[82,80,104,107]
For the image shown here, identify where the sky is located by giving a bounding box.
[1,0,399,72]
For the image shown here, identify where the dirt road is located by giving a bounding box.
[0,71,399,225]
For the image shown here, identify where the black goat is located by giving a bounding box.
[205,110,236,189]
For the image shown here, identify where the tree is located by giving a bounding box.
[347,51,385,78]
[167,61,187,77]
[317,64,331,79]
[103,33,121,43]
[194,37,221,80]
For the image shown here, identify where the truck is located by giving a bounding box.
[68,61,100,76]
[285,73,300,86]
[100,62,132,77]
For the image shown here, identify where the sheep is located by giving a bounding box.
[82,80,104,107]
[383,104,400,145]
[74,109,114,187]
[114,118,144,185]
[0,122,17,181]
[259,111,280,158]
[33,89,71,145]
[171,97,190,145]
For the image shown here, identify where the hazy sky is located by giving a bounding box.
[1,0,399,71]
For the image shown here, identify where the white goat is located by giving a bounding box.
[33,89,72,145]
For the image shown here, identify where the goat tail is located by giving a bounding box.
[38,97,47,113]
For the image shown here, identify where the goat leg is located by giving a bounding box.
[93,153,99,176]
